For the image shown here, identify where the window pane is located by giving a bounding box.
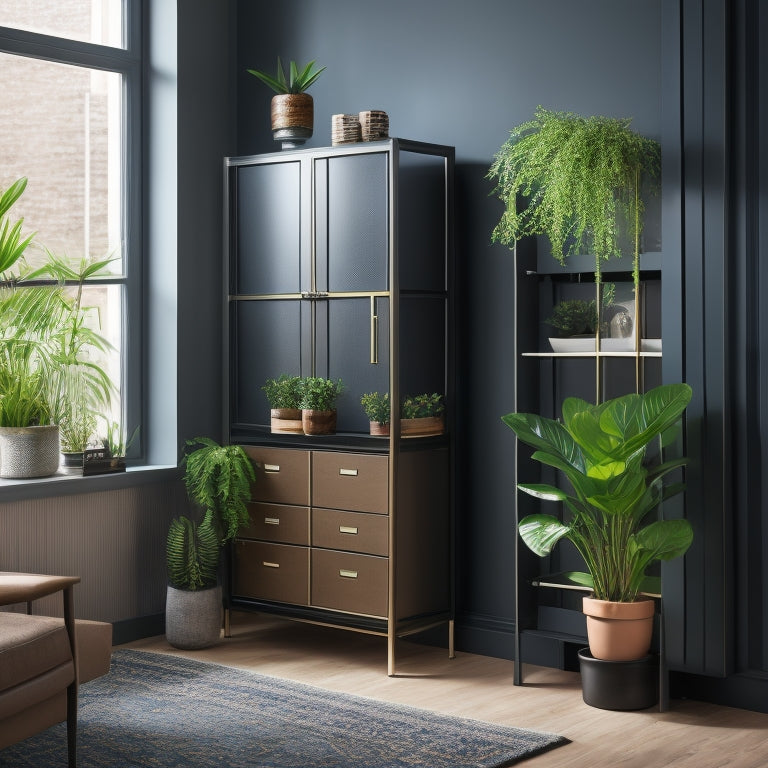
[0,0,124,48]
[0,52,123,275]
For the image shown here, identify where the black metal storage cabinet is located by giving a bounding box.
[223,139,455,675]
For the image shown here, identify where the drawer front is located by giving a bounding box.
[311,549,388,617]
[240,503,310,545]
[312,508,388,556]
[232,540,309,606]
[243,446,310,506]
[311,452,388,514]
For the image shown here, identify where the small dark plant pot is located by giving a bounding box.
[302,409,337,435]
[61,452,84,472]
[578,648,658,711]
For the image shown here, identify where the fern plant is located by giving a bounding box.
[487,106,660,287]
[181,437,256,544]
[166,512,219,591]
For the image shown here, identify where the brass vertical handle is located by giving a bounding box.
[370,295,378,364]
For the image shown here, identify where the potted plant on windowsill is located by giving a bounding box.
[263,374,304,433]
[165,437,255,650]
[502,383,693,668]
[246,58,326,150]
[300,377,344,435]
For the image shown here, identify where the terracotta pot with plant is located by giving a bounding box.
[502,382,694,662]
[360,391,391,436]
[400,393,445,437]
[262,374,304,433]
[299,377,343,435]
[247,58,326,150]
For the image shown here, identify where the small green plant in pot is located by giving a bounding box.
[300,377,343,435]
[165,437,256,650]
[263,374,304,433]
[361,391,391,435]
[247,58,326,149]
[401,393,445,436]
[502,382,693,662]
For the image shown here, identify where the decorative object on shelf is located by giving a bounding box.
[361,391,391,435]
[246,58,326,150]
[0,177,115,479]
[263,374,304,433]
[331,113,362,145]
[502,383,693,665]
[165,437,255,649]
[359,110,389,141]
[299,377,344,435]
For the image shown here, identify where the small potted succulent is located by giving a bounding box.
[246,57,326,149]
[262,374,304,433]
[400,393,445,437]
[360,391,391,436]
[299,377,344,435]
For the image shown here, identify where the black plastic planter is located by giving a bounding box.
[578,648,658,710]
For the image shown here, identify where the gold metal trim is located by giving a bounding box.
[339,569,358,579]
[264,517,280,525]
[339,468,358,476]
[264,464,280,472]
[370,296,379,364]
[339,526,358,535]
[263,561,280,569]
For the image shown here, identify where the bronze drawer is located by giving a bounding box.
[242,446,310,506]
[232,540,309,606]
[311,549,388,617]
[311,452,388,514]
[240,502,309,545]
[311,508,388,556]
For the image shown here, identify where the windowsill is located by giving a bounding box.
[0,464,180,503]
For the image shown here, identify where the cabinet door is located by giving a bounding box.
[230,299,309,428]
[233,160,308,295]
[313,297,390,433]
[314,153,389,293]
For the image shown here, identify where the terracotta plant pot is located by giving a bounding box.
[400,415,445,437]
[369,421,390,436]
[270,408,303,434]
[582,596,655,661]
[271,93,314,149]
[302,409,336,435]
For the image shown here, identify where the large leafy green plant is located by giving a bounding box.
[168,437,256,591]
[487,106,660,287]
[503,383,693,603]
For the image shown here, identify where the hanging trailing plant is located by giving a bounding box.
[487,106,660,287]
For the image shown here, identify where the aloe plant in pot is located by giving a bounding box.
[165,437,255,650]
[247,57,326,149]
[502,382,693,663]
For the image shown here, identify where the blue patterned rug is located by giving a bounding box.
[0,649,568,767]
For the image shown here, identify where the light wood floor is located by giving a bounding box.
[120,612,768,768]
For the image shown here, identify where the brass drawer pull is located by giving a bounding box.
[264,517,280,526]
[339,526,358,535]
[263,561,280,569]
[264,463,280,472]
[339,569,358,579]
[339,468,358,477]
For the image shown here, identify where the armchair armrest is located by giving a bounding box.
[0,573,80,607]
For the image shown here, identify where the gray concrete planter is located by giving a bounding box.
[165,585,222,650]
[0,425,60,478]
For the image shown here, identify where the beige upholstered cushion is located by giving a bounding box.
[0,614,72,692]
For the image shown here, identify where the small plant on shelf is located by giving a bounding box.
[360,391,391,425]
[546,283,616,337]
[246,58,326,95]
[262,374,303,410]
[299,377,344,412]
[401,393,445,419]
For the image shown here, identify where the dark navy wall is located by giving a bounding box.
[235,0,663,661]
